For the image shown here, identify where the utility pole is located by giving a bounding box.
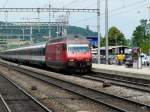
[105,0,109,64]
[49,4,51,38]
[37,8,40,32]
[21,28,25,40]
[5,11,8,49]
[64,13,69,37]
[30,26,33,43]
[97,0,101,64]
[148,7,150,56]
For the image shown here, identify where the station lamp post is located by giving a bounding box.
[97,0,101,64]
[21,28,25,41]
[105,0,109,64]
[140,19,147,53]
[30,26,33,43]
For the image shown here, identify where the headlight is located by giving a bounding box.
[69,59,74,62]
[86,62,92,66]
[68,59,75,66]
[85,59,91,62]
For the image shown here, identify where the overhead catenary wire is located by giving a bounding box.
[0,1,149,34]
[108,0,147,15]
[63,0,97,8]
[83,0,105,9]
[0,0,9,19]
[63,0,80,8]
[71,0,148,25]
[67,0,97,9]
[69,0,148,43]
[2,0,8,8]
[110,2,148,17]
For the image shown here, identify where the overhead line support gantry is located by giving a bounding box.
[0,8,98,13]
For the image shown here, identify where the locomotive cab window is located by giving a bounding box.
[68,44,90,53]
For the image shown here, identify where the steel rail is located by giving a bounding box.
[92,72,150,86]
[0,72,52,112]
[89,72,150,88]
[0,94,11,112]
[3,62,150,112]
[82,75,150,93]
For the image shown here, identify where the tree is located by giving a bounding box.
[100,37,105,47]
[126,39,132,47]
[132,22,150,54]
[100,26,126,47]
[108,26,126,46]
[132,25,144,47]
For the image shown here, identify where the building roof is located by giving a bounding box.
[93,46,129,50]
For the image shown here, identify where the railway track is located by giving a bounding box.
[82,72,150,92]
[0,72,51,112]
[1,61,150,112]
[0,95,11,112]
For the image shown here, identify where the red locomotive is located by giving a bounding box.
[0,36,92,73]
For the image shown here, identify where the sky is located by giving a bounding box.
[0,0,150,39]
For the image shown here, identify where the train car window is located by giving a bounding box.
[34,47,45,56]
[17,50,19,55]
[20,50,22,55]
[40,48,45,56]
[19,50,22,55]
[31,49,34,56]
[40,48,43,56]
[30,49,32,55]
[34,48,39,56]
[36,48,39,55]
[39,48,41,56]
[42,48,45,55]
[29,49,32,55]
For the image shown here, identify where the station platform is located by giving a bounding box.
[92,64,150,80]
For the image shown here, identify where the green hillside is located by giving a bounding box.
[68,26,97,37]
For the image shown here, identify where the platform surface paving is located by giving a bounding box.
[92,64,150,80]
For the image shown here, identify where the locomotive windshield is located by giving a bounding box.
[68,44,90,53]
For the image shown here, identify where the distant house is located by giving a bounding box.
[92,46,130,55]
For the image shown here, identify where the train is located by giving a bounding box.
[0,37,92,73]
